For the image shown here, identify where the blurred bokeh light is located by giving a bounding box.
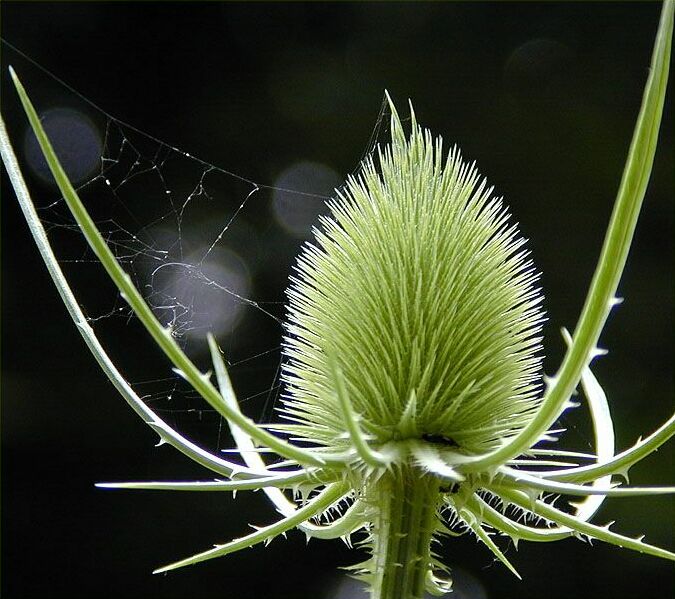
[23,107,101,186]
[272,161,341,238]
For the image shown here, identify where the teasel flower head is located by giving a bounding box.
[4,5,673,594]
[280,95,544,458]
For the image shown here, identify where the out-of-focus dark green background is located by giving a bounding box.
[1,2,672,598]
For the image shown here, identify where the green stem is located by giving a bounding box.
[370,468,440,599]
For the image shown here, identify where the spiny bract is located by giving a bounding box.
[281,96,544,456]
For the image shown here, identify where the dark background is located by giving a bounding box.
[1,2,673,599]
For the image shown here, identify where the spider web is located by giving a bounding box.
[3,42,604,463]
[3,42,597,463]
[3,42,392,455]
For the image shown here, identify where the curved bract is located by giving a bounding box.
[0,2,673,598]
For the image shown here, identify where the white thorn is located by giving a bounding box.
[171,367,187,380]
[563,400,581,411]
[543,374,558,389]
[609,297,624,308]
[616,468,631,483]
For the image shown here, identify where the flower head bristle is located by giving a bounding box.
[280,95,545,455]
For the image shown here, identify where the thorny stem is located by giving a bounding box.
[370,467,441,599]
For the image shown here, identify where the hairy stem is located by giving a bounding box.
[370,468,440,599]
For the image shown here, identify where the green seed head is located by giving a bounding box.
[280,96,544,456]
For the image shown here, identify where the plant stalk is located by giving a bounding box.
[370,467,440,599]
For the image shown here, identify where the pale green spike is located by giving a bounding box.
[458,508,522,579]
[208,333,308,520]
[527,449,596,460]
[497,467,675,498]
[424,569,453,596]
[302,499,367,541]
[154,483,348,573]
[513,326,617,526]
[207,334,256,455]
[499,487,675,562]
[507,459,580,468]
[329,354,389,467]
[467,494,570,543]
[96,470,321,492]
[410,442,464,482]
[542,414,675,483]
[397,390,419,439]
